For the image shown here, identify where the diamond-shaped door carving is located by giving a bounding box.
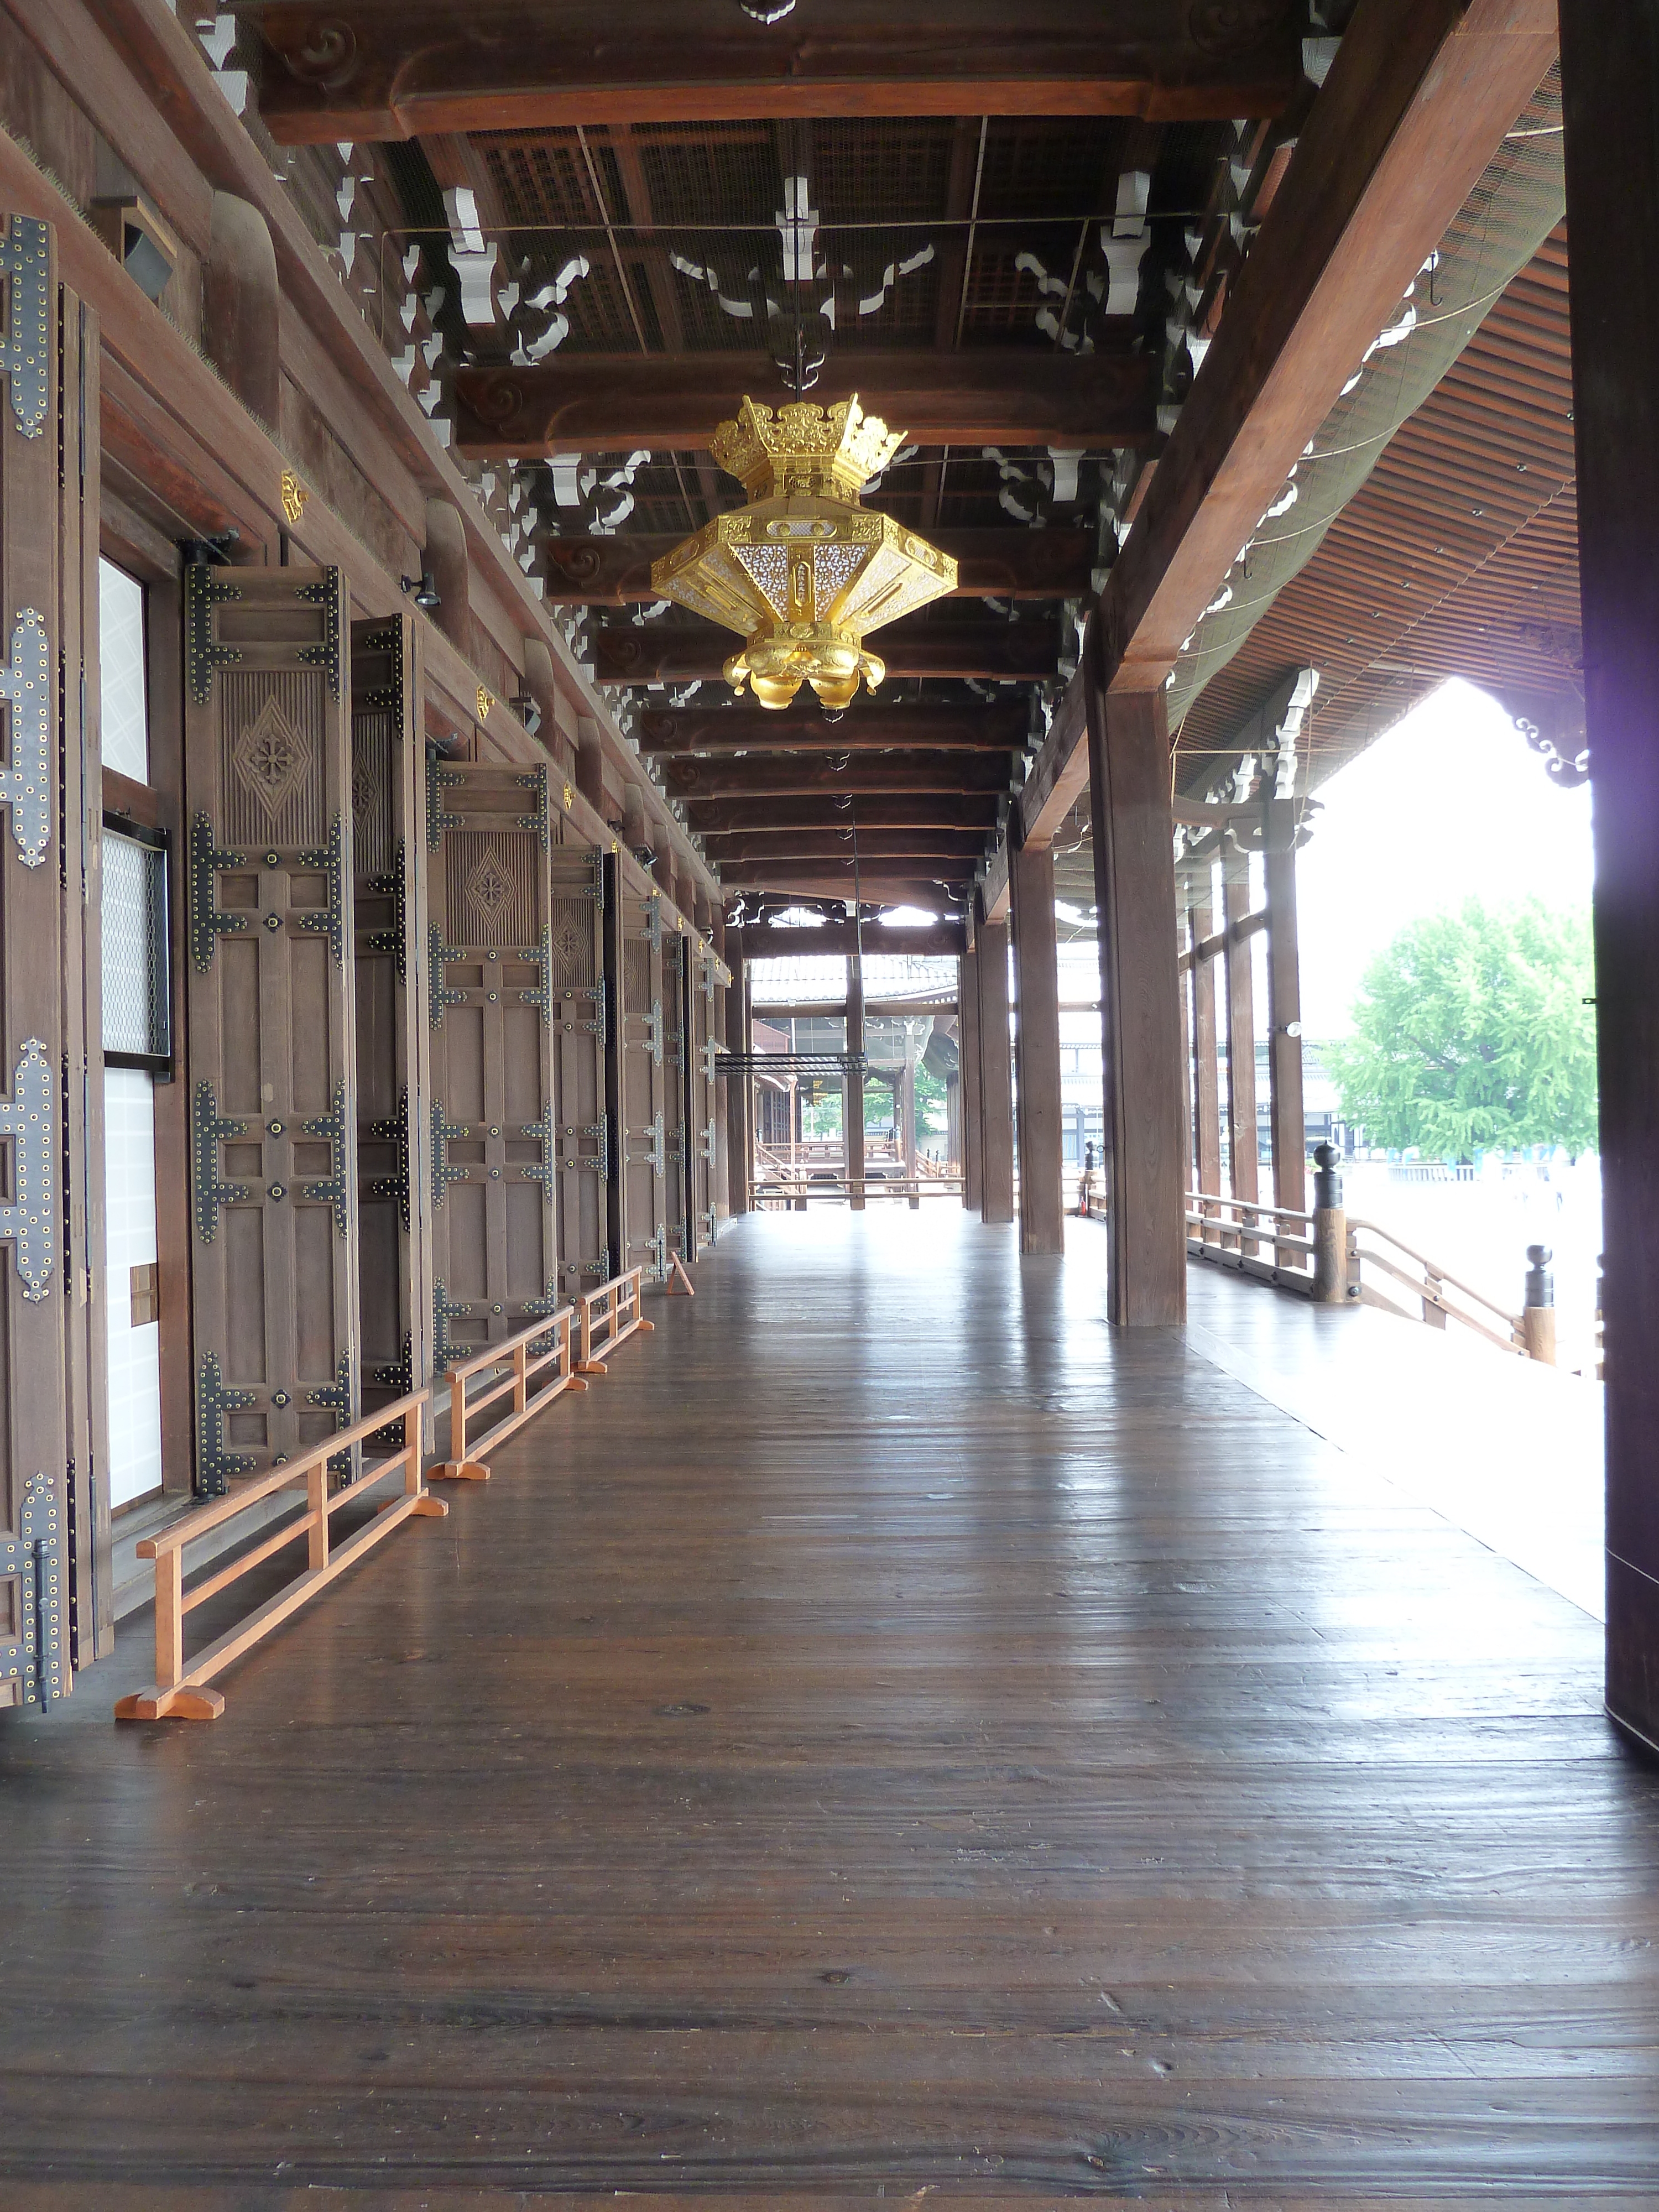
[233,695,309,823]
[466,846,514,930]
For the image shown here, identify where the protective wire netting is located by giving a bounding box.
[102,832,170,1060]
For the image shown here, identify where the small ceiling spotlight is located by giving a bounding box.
[401,570,441,610]
[510,691,542,735]
[737,0,796,19]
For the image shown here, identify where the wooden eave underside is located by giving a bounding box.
[978,0,1560,922]
[1176,228,1583,792]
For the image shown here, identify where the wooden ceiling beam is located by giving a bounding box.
[638,703,1029,754]
[718,862,972,898]
[248,3,1302,142]
[686,792,1000,835]
[541,529,1095,606]
[700,828,987,862]
[663,751,1013,800]
[734,918,966,957]
[596,616,1061,686]
[984,0,1561,917]
[455,353,1156,458]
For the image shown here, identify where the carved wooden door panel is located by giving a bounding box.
[663,928,690,1265]
[547,837,609,1297]
[618,878,669,1282]
[0,215,73,1705]
[183,561,359,1494]
[426,758,557,1369]
[349,613,429,1420]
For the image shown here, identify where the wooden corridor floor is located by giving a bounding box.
[2,1209,1658,2209]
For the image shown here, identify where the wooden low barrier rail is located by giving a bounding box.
[1345,1215,1527,1358]
[1186,1176,1547,1362]
[756,1176,963,1210]
[1186,1190,1319,1291]
[435,1307,586,1483]
[579,1264,653,1374]
[116,1390,444,1723]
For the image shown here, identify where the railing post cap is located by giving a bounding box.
[1526,1242,1553,1266]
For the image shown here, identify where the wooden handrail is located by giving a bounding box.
[114,1389,444,1724]
[434,1307,587,1483]
[578,1265,654,1375]
[1345,1216,1525,1354]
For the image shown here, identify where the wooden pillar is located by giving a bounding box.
[1010,841,1065,1255]
[1191,893,1222,1201]
[900,1029,918,1178]
[1084,622,1186,1326]
[575,716,605,813]
[1223,863,1259,1206]
[204,193,280,426]
[959,949,982,1213]
[1561,0,1659,1750]
[976,902,1015,1225]
[1264,802,1306,1214]
[621,784,648,869]
[423,497,471,656]
[726,933,750,1217]
[845,952,867,1210]
[520,638,565,769]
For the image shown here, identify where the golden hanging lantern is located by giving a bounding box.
[650,394,958,711]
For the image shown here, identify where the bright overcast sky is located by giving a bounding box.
[1297,677,1595,1039]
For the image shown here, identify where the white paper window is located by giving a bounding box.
[100,558,149,782]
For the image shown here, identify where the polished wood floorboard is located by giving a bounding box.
[2,1208,1657,2205]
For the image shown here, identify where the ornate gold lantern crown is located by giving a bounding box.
[651,394,957,712]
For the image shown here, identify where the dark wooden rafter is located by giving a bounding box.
[248,2,1303,142]
[637,704,1029,754]
[597,617,1060,686]
[984,0,1561,912]
[542,530,1095,607]
[455,354,1157,459]
[662,752,1013,800]
[685,792,1000,834]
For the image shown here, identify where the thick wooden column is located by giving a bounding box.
[726,931,750,1217]
[1086,627,1186,1326]
[424,497,471,654]
[575,716,605,813]
[845,952,867,1211]
[975,905,1015,1225]
[1264,802,1306,1214]
[1190,896,1222,1202]
[958,948,982,1213]
[1011,841,1065,1255]
[1223,863,1259,1206]
[204,194,280,426]
[1561,0,1659,1750]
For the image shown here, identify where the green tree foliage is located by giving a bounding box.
[1328,899,1598,1156]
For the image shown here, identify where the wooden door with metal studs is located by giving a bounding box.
[425,755,559,1370]
[183,557,361,1494]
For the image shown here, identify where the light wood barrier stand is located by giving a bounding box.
[433,1308,587,1484]
[115,1391,446,1723]
[578,1265,653,1375]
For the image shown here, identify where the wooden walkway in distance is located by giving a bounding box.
[2,1207,1657,2205]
